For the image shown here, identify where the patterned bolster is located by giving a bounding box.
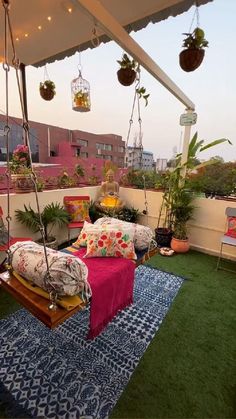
[9,241,91,299]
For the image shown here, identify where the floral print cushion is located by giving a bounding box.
[94,217,154,250]
[84,227,137,260]
[10,241,91,298]
[73,221,122,248]
[65,200,91,223]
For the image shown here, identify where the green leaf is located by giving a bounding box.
[101,248,106,256]
[200,138,232,152]
[122,234,129,242]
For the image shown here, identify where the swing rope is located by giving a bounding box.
[125,64,149,219]
[2,0,57,310]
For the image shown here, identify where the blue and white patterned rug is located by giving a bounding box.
[0,265,184,419]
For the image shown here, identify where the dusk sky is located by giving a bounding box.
[0,0,235,162]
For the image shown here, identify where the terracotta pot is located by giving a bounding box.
[179,49,205,72]
[171,237,190,253]
[11,174,34,194]
[117,68,136,86]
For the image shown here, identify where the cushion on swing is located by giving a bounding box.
[84,226,137,260]
[94,217,154,251]
[9,241,91,298]
[73,221,123,248]
[13,270,84,310]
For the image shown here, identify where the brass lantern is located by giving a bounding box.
[71,70,91,112]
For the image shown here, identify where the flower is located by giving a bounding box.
[10,144,31,174]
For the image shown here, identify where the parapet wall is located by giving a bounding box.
[1,187,235,262]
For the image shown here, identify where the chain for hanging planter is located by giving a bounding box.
[71,52,91,112]
[39,65,56,101]
[179,1,208,72]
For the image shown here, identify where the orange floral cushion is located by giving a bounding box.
[65,200,91,223]
[84,226,137,260]
[225,216,236,238]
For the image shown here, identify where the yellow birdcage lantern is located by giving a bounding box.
[71,69,91,112]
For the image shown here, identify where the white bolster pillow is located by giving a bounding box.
[9,241,91,299]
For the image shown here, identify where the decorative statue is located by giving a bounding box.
[96,169,124,212]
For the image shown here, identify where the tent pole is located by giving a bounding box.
[20,63,28,122]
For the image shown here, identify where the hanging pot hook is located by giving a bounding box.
[91,23,100,48]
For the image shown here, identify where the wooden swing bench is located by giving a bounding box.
[0,245,158,330]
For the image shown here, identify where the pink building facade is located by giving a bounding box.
[0,115,125,168]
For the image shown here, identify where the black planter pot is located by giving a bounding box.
[155,228,173,248]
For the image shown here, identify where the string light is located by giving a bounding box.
[12,10,75,43]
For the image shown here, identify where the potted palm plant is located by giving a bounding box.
[117,53,138,86]
[170,188,195,253]
[179,27,208,72]
[157,133,231,252]
[15,202,69,249]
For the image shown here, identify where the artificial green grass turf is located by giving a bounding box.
[0,250,235,418]
[111,250,236,418]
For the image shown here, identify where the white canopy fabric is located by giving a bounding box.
[0,0,212,67]
[0,0,213,109]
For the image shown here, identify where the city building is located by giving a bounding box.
[0,115,125,167]
[125,146,154,170]
[156,158,168,172]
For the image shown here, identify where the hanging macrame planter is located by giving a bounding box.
[71,70,91,112]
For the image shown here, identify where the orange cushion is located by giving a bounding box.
[65,200,91,223]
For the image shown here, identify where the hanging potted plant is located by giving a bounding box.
[39,80,56,101]
[73,90,90,110]
[117,53,138,86]
[179,27,208,72]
